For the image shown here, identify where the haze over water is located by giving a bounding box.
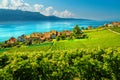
[0,20,110,42]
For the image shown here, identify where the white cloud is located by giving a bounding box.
[0,0,75,18]
[43,6,54,16]
[0,0,32,11]
[34,4,44,12]
[0,0,8,8]
[53,10,74,18]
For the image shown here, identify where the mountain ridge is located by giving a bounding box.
[0,9,90,21]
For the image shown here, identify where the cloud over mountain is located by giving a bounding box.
[0,0,74,18]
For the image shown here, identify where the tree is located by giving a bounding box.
[56,36,60,41]
[60,34,66,40]
[27,40,32,45]
[81,27,85,30]
[73,25,82,34]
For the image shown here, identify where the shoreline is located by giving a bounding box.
[0,20,111,41]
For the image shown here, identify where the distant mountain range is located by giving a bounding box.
[0,9,89,21]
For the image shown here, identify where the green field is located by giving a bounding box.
[4,42,53,53]
[2,29,120,53]
[51,29,120,50]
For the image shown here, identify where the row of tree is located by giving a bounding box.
[56,25,87,41]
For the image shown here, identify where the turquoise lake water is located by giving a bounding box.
[0,20,110,42]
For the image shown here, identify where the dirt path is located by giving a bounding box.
[48,42,54,51]
[107,29,120,35]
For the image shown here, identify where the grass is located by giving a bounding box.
[1,29,120,53]
[5,42,53,53]
[51,29,120,50]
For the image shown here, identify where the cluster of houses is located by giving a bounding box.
[5,30,72,44]
[104,22,120,27]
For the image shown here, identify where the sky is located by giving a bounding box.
[0,0,120,20]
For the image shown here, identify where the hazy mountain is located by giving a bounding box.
[0,9,89,21]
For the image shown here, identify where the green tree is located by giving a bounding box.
[81,27,85,30]
[73,25,82,34]
[60,34,66,40]
[27,40,33,45]
[56,36,60,41]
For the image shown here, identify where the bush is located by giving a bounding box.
[60,34,66,40]
[73,25,82,34]
[56,36,60,41]
[0,54,9,68]
[1,48,120,80]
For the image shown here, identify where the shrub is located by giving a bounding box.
[56,36,60,41]
[0,54,9,68]
[60,34,66,40]
[73,25,82,34]
[0,48,120,79]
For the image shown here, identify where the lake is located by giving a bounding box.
[0,20,110,42]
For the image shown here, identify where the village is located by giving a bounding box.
[6,30,72,44]
[2,25,86,48]
[104,22,120,27]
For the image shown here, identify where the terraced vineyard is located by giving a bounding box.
[110,27,120,33]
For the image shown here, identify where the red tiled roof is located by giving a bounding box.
[111,22,120,26]
[50,30,57,35]
[44,32,51,39]
[62,30,71,36]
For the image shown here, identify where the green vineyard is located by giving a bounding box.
[0,48,120,80]
[1,28,120,80]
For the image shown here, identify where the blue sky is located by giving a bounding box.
[0,0,120,20]
[25,0,120,20]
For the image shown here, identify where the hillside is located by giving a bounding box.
[1,28,120,80]
[0,9,61,21]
